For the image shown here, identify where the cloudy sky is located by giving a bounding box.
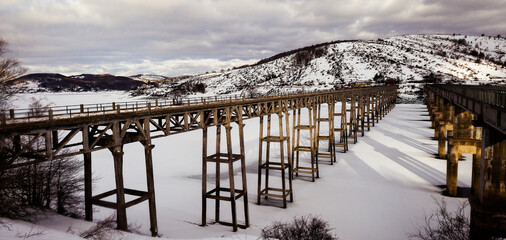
[1,0,505,76]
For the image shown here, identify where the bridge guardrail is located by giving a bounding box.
[430,84,506,109]
[1,86,379,125]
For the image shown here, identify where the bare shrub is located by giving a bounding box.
[27,97,53,117]
[15,226,45,239]
[80,215,121,240]
[261,215,338,240]
[409,197,469,240]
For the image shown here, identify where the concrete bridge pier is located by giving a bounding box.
[433,97,444,138]
[438,100,454,159]
[446,109,481,196]
[470,125,506,239]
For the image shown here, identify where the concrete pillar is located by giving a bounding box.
[446,109,481,196]
[438,101,454,159]
[432,97,444,131]
[470,125,506,239]
[447,143,459,196]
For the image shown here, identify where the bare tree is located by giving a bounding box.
[0,38,27,112]
[1,98,84,222]
[409,197,470,240]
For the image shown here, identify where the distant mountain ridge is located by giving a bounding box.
[7,73,164,93]
[8,34,506,99]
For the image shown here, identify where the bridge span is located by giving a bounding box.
[426,84,506,239]
[3,84,504,239]
[0,86,396,236]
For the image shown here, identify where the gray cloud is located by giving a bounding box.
[1,0,505,76]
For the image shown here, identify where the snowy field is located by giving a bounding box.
[1,92,473,240]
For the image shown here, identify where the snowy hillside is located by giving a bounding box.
[142,34,506,101]
[130,74,169,83]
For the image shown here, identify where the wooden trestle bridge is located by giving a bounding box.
[1,84,504,239]
[0,85,395,236]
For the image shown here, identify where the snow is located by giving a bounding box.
[10,91,146,110]
[130,74,168,82]
[2,91,474,240]
[139,34,505,99]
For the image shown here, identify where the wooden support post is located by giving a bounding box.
[283,107,293,202]
[365,94,371,131]
[201,126,208,227]
[84,148,93,221]
[357,94,365,136]
[257,118,264,205]
[237,111,250,227]
[347,95,358,144]
[143,119,158,237]
[112,146,127,231]
[215,125,221,222]
[224,124,238,231]
[112,121,127,231]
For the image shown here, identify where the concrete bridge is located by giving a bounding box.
[426,84,505,239]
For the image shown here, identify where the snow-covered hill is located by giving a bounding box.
[142,34,506,101]
[129,74,168,83]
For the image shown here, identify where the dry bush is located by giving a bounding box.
[409,198,469,240]
[261,215,338,240]
[15,226,45,239]
[80,215,121,240]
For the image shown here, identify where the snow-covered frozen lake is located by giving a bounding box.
[2,92,472,240]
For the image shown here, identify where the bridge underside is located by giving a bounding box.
[426,85,506,239]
